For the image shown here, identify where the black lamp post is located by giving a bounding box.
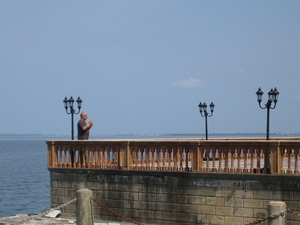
[198,102,215,140]
[63,96,82,140]
[256,87,279,140]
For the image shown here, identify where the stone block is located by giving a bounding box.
[188,195,205,205]
[272,190,294,201]
[147,202,163,211]
[130,200,140,209]
[130,184,143,193]
[51,180,58,188]
[253,190,272,200]
[179,203,198,214]
[162,203,178,212]
[197,186,215,196]
[122,209,138,218]
[188,213,206,224]
[232,189,252,198]
[215,206,233,216]
[225,197,243,207]
[138,200,146,210]
[171,194,188,204]
[128,192,139,201]
[154,211,171,220]
[170,212,189,222]
[207,215,224,225]
[178,186,196,195]
[224,216,243,225]
[243,199,263,208]
[139,192,155,202]
[233,207,253,217]
[206,196,225,206]
[109,191,122,200]
[144,185,157,193]
[198,205,216,215]
[87,181,99,190]
[156,193,172,202]
[138,209,154,219]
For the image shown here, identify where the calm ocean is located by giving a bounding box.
[0,133,299,218]
[0,138,50,218]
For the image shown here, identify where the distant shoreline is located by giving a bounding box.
[1,132,300,139]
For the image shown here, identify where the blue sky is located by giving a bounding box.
[1,1,300,136]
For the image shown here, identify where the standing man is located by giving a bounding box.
[77,112,93,140]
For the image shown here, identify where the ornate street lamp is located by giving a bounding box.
[63,96,82,140]
[256,87,279,140]
[198,102,215,140]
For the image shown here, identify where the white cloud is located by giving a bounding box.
[171,78,202,89]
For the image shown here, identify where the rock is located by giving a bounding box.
[45,210,61,218]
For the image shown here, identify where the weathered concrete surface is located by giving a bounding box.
[0,214,134,225]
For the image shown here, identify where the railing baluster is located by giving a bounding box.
[132,148,136,170]
[297,149,300,175]
[245,149,251,173]
[138,148,142,170]
[252,149,258,173]
[72,147,76,168]
[258,149,265,174]
[63,148,67,168]
[170,148,175,171]
[176,148,181,171]
[202,149,207,172]
[182,148,187,171]
[188,148,192,171]
[67,147,71,168]
[57,147,62,168]
[290,149,296,174]
[208,149,213,172]
[114,147,119,169]
[239,149,245,173]
[158,148,163,171]
[165,148,169,171]
[154,148,158,170]
[99,148,103,169]
[142,148,147,170]
[221,150,226,172]
[90,146,95,169]
[228,149,233,173]
[103,147,108,169]
[96,147,100,168]
[148,148,153,170]
[282,149,289,174]
[214,149,219,172]
[233,149,238,173]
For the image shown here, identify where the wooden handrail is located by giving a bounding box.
[46,139,300,175]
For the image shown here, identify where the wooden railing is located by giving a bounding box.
[46,139,300,175]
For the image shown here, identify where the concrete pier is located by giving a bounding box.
[0,214,133,225]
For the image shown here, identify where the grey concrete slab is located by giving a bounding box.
[0,214,134,225]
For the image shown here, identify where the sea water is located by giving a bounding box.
[0,133,299,218]
[0,138,50,217]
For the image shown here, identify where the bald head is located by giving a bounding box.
[80,112,88,120]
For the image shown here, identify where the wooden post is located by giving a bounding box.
[76,188,94,225]
[268,201,286,225]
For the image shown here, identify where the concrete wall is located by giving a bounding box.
[49,169,300,225]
